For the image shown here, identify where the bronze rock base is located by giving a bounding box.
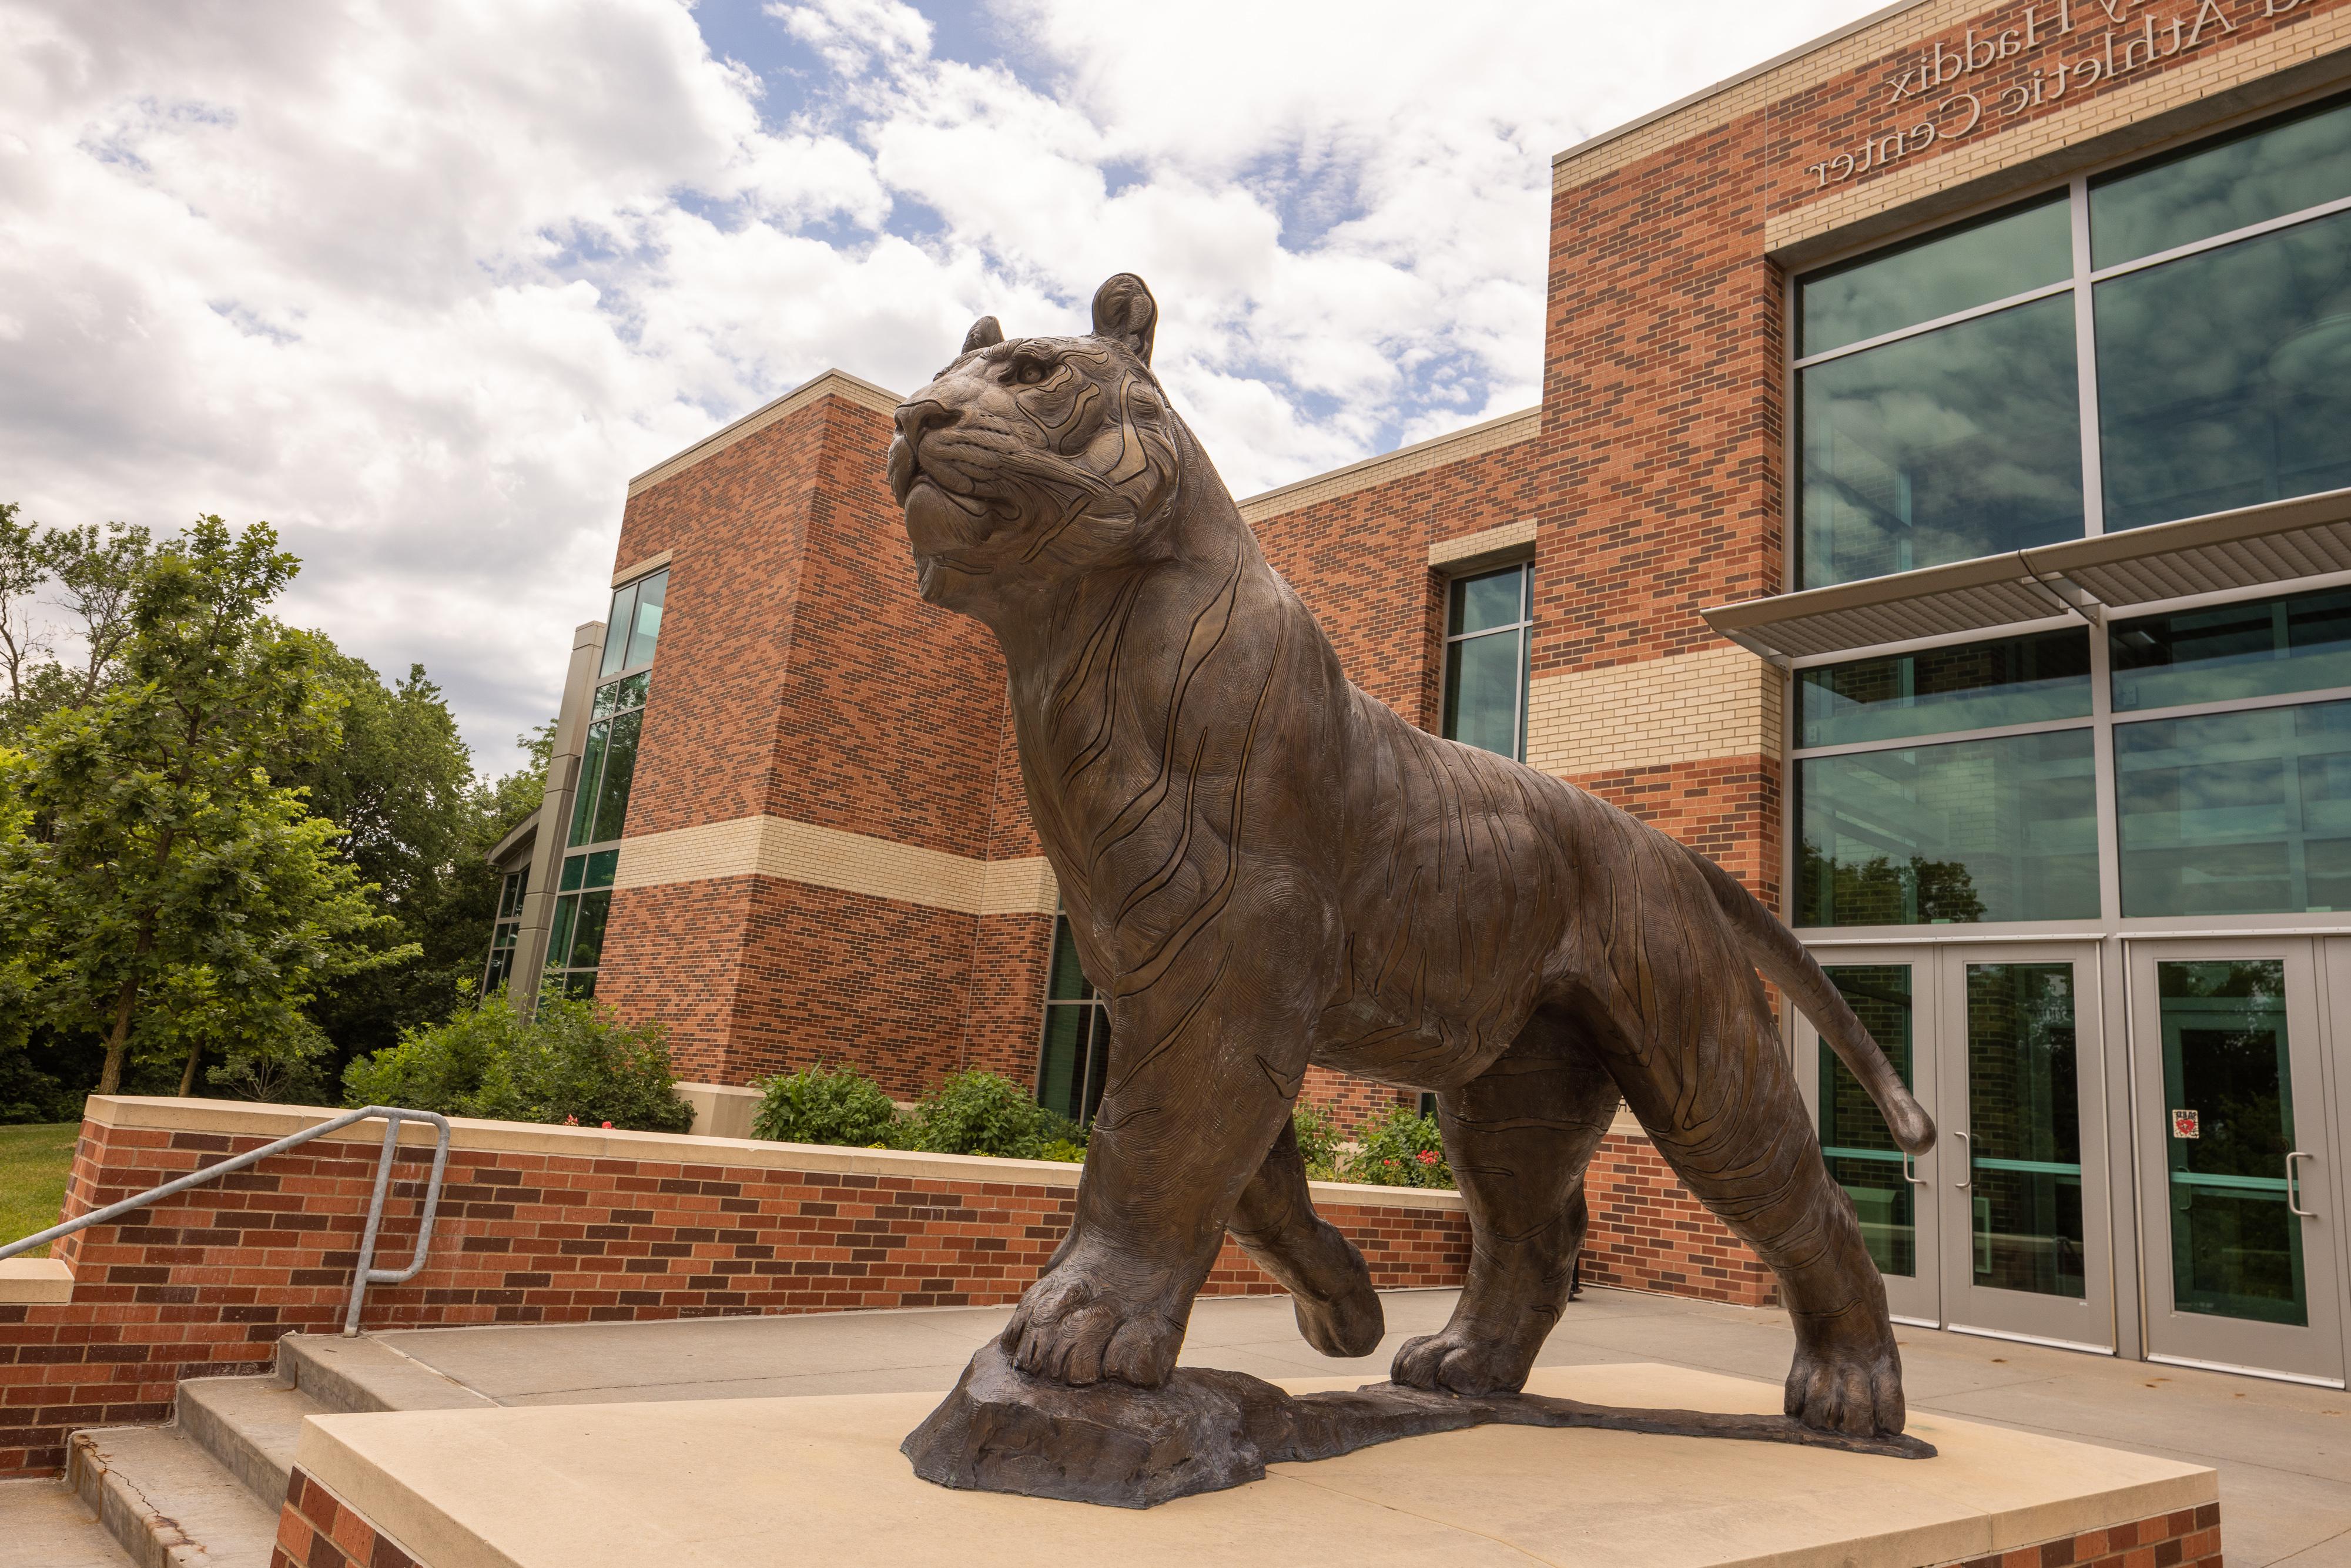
[902,1342,1936,1509]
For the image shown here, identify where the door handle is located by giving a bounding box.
[1953,1131,1971,1190]
[1903,1154,1928,1187]
[2288,1151,2317,1218]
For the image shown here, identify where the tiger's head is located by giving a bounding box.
[888,273,1185,618]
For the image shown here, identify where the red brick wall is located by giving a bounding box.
[1583,1132,1779,1307]
[274,1469,420,1568]
[0,1107,1473,1478]
[1938,1503,2223,1568]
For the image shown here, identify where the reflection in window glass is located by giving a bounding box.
[2156,960,2307,1326]
[1800,195,2071,356]
[1442,564,1531,760]
[1965,963,2086,1299]
[1799,630,2091,748]
[2091,95,2351,268]
[2112,587,2351,712]
[2097,209,2351,531]
[2116,698,2351,916]
[1819,966,1916,1278]
[1037,914,1110,1126]
[568,721,609,848]
[600,580,639,679]
[625,572,666,670]
[1799,296,2084,589]
[1798,729,2099,926]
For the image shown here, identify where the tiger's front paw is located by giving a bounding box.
[1000,1255,1188,1388]
[1389,1326,1535,1396]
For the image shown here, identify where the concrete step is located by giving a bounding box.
[276,1330,497,1416]
[173,1375,320,1510]
[0,1476,138,1567]
[67,1425,279,1568]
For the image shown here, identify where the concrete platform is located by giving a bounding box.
[292,1362,2214,1568]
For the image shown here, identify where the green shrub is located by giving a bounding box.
[750,1063,904,1147]
[1034,1138,1087,1164]
[468,992,692,1133]
[905,1069,1077,1160]
[1291,1104,1342,1181]
[341,993,519,1115]
[1341,1107,1453,1188]
[341,989,692,1133]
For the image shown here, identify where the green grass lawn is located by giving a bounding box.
[0,1123,80,1258]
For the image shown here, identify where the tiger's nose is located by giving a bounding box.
[895,398,955,445]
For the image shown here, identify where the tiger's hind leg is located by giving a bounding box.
[1389,1016,1620,1395]
[1586,847,1906,1436]
[1228,1118,1383,1358]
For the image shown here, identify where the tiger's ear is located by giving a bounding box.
[1089,274,1156,366]
[961,316,1004,354]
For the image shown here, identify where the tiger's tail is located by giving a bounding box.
[1679,843,1935,1157]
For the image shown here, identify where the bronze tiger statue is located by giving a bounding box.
[887,273,1935,1439]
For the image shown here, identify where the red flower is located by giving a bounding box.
[1416,1150,1439,1165]
[601,1121,614,1130]
[562,1114,578,1126]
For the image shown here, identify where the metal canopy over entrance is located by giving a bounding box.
[1703,488,2351,663]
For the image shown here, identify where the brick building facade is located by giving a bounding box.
[492,0,2351,1381]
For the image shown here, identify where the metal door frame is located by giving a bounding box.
[1937,940,2116,1355]
[1794,946,1942,1328]
[2127,936,2348,1387]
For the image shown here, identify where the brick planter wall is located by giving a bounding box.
[0,1097,1482,1477]
[1,1095,1770,1477]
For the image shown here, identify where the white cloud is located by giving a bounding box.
[0,0,1880,770]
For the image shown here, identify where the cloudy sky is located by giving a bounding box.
[2,0,1879,772]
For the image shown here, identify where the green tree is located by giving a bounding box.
[0,517,413,1096]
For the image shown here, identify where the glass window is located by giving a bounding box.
[2091,96,2351,268]
[1798,294,2085,590]
[2095,208,2351,531]
[1798,728,2099,926]
[2156,959,2308,1326]
[1800,195,2071,356]
[600,580,639,679]
[590,711,641,845]
[569,719,610,849]
[625,571,666,670]
[1442,564,1531,760]
[2112,587,2351,712]
[1964,963,2086,1299]
[1037,914,1110,1125]
[600,568,668,678]
[1819,965,1917,1278]
[1799,630,2091,749]
[2116,698,2351,916]
[481,867,527,997]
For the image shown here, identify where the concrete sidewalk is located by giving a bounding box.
[360,1286,2351,1566]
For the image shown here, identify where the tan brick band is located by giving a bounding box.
[625,368,901,497]
[1239,408,1539,524]
[611,814,1059,916]
[1429,517,1537,571]
[1767,0,2351,253]
[1526,644,1783,778]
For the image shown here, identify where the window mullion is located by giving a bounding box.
[2071,175,2107,541]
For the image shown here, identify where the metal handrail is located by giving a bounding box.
[0,1105,452,1337]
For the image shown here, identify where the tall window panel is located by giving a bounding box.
[1796,632,2099,928]
[1036,913,1111,1126]
[548,567,669,996]
[481,868,527,996]
[1441,564,1532,760]
[1791,93,2351,589]
[1796,196,2083,590]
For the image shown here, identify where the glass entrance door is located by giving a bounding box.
[2130,939,2343,1384]
[1800,942,2111,1348]
[1938,945,2111,1350]
[1799,953,1940,1325]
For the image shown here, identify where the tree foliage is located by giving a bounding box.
[0,517,412,1098]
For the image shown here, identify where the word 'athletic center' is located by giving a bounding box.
[483,0,2351,1387]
